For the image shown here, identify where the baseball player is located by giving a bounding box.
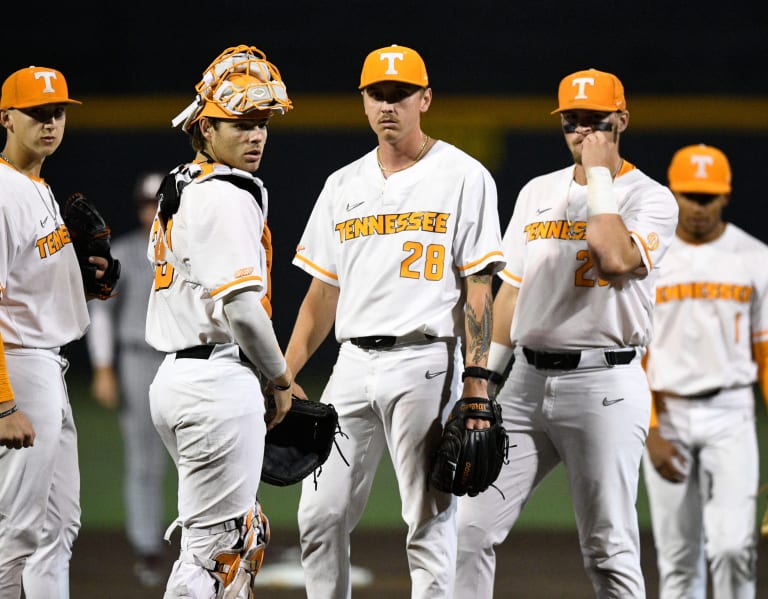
[454,69,679,598]
[86,171,169,586]
[0,66,112,598]
[145,45,294,598]
[642,144,767,598]
[284,44,505,598]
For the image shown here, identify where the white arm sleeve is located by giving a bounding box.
[222,290,287,380]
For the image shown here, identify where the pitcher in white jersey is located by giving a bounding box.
[455,68,679,597]
[0,65,113,598]
[642,144,767,598]
[145,45,294,598]
[285,44,505,598]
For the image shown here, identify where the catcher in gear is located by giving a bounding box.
[430,384,508,497]
[145,44,293,598]
[61,192,121,300]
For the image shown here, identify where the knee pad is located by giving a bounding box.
[180,501,271,598]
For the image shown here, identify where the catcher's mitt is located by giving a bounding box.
[430,397,508,497]
[61,192,121,300]
[262,394,342,487]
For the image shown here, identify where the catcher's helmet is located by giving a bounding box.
[172,45,292,132]
[668,144,732,195]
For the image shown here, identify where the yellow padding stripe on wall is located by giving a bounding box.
[68,95,768,132]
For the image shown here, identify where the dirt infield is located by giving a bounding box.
[69,526,768,598]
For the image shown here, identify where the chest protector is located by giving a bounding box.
[157,161,274,317]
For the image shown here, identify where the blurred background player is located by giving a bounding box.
[642,144,767,598]
[86,171,169,586]
[0,65,113,598]
[456,68,679,597]
[146,44,294,597]
[284,44,505,598]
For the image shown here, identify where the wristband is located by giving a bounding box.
[461,367,492,382]
[272,382,292,391]
[0,405,18,419]
[586,166,619,218]
[487,341,514,375]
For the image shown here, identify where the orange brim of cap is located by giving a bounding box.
[670,181,731,195]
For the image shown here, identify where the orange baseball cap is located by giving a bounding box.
[0,66,81,110]
[359,44,429,89]
[551,68,626,114]
[668,144,732,195]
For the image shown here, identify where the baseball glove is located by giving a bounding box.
[61,192,121,300]
[261,394,342,487]
[430,397,508,497]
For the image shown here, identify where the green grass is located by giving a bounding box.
[70,375,768,532]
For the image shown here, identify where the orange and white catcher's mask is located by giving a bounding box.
[172,44,292,131]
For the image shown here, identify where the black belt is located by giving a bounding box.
[349,336,397,349]
[175,345,252,365]
[665,383,751,400]
[349,333,438,350]
[677,388,722,400]
[522,347,636,370]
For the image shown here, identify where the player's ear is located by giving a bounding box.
[420,87,432,113]
[199,117,215,139]
[616,110,629,133]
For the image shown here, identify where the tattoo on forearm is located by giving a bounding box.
[466,277,493,364]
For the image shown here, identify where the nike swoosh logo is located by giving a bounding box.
[40,216,49,227]
[535,207,552,215]
[602,397,625,406]
[346,201,365,211]
[425,370,447,379]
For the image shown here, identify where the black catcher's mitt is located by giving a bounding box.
[61,192,121,300]
[430,397,507,497]
[262,395,341,487]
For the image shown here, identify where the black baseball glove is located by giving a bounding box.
[61,192,121,300]
[262,394,342,487]
[430,397,508,497]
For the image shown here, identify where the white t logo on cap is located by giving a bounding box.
[379,52,404,75]
[34,71,58,94]
[690,154,714,179]
[571,77,595,100]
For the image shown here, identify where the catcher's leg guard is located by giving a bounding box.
[169,502,270,599]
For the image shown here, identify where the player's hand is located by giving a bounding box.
[89,256,109,279]
[91,366,119,409]
[265,368,294,430]
[580,128,618,171]
[0,407,36,449]
[461,380,491,430]
[646,427,686,483]
[290,380,308,400]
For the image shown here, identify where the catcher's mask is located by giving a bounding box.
[172,44,292,132]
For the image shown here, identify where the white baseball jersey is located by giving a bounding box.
[293,140,505,340]
[646,224,768,395]
[146,163,270,352]
[0,162,89,348]
[499,162,678,350]
[0,160,86,597]
[642,224,768,598]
